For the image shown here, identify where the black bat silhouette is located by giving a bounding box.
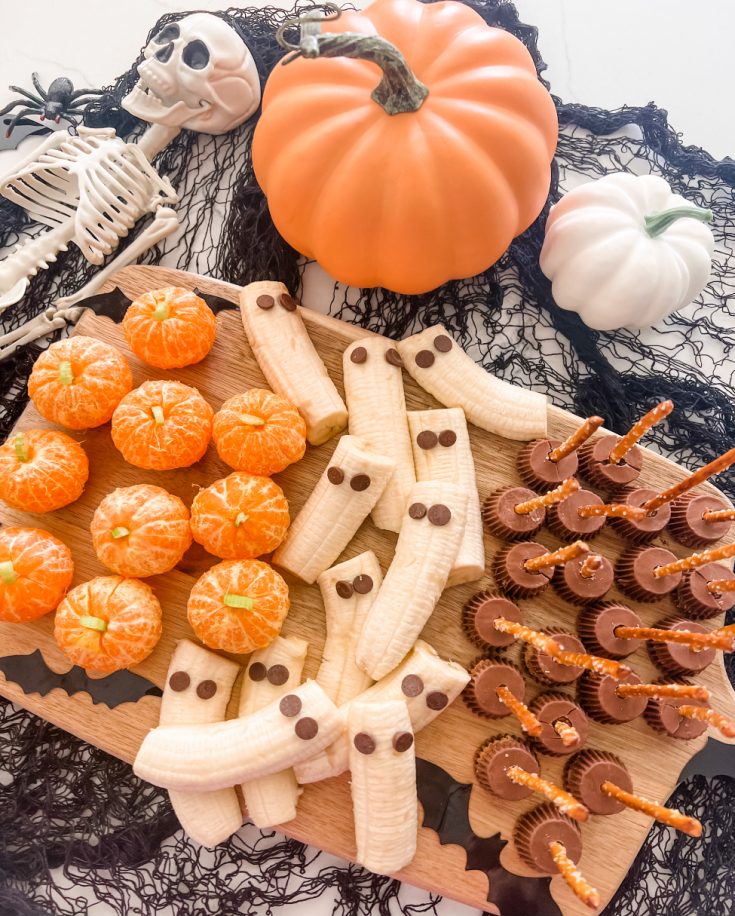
[415,757,561,916]
[69,286,237,326]
[0,649,162,708]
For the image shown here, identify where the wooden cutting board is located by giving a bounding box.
[1,264,734,916]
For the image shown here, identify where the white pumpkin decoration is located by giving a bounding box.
[540,173,714,331]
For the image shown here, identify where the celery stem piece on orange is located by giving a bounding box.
[152,406,165,426]
[224,593,254,610]
[111,527,130,539]
[79,615,107,633]
[0,561,17,585]
[14,432,29,463]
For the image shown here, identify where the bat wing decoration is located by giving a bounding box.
[0,649,162,708]
[679,736,735,781]
[415,758,562,916]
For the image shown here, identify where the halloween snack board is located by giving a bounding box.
[1,265,734,916]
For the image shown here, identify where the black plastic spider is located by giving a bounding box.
[0,72,105,138]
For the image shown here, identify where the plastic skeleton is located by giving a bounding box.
[0,13,261,361]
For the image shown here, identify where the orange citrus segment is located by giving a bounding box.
[0,429,89,513]
[28,336,133,430]
[111,379,213,470]
[190,472,289,560]
[91,484,192,577]
[0,527,74,622]
[187,559,289,654]
[212,389,306,476]
[122,287,217,369]
[54,575,162,675]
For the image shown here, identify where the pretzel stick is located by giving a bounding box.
[548,841,600,909]
[615,682,710,701]
[506,767,588,822]
[600,782,702,837]
[642,447,735,513]
[524,541,589,573]
[495,685,543,737]
[547,417,604,463]
[614,624,735,653]
[579,554,603,579]
[653,542,735,578]
[706,578,735,595]
[607,400,673,465]
[677,705,735,738]
[553,717,580,747]
[703,507,735,523]
[554,650,631,680]
[494,619,563,656]
[577,503,647,521]
[515,478,580,516]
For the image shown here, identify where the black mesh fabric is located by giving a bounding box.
[1,1,735,914]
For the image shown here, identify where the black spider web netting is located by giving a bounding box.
[1,1,735,914]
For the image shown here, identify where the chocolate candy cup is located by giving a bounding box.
[578,434,642,493]
[513,802,582,874]
[644,680,709,740]
[616,546,682,603]
[676,562,735,620]
[529,691,589,756]
[482,486,545,541]
[546,489,606,543]
[464,658,526,719]
[647,616,716,677]
[517,438,578,491]
[553,554,614,606]
[669,493,734,548]
[563,749,633,816]
[609,486,672,544]
[577,670,647,725]
[577,603,642,659]
[462,591,522,650]
[493,542,554,600]
[474,734,540,800]
[523,628,585,686]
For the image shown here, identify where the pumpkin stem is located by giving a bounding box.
[645,205,712,238]
[277,6,428,116]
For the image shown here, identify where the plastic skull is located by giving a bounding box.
[122,13,261,134]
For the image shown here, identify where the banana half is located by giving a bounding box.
[396,325,548,441]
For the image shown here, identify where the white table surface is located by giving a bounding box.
[0,2,732,914]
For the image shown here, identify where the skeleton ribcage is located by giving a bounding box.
[0,127,178,265]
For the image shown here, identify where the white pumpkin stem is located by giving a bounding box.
[276,5,429,116]
[645,205,712,238]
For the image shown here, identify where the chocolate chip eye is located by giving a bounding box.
[416,430,438,450]
[438,430,457,447]
[401,674,424,697]
[256,294,274,310]
[353,732,376,755]
[168,671,190,692]
[393,731,414,752]
[279,695,302,717]
[428,504,451,526]
[350,474,371,491]
[426,691,448,710]
[385,348,402,367]
[415,350,435,369]
[335,580,354,599]
[408,502,427,519]
[350,346,367,364]
[196,679,217,700]
[267,664,289,686]
[433,334,452,353]
[248,662,267,682]
[327,467,344,485]
[295,717,318,740]
[352,574,373,594]
[279,293,298,311]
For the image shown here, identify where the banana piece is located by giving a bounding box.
[239,636,309,829]
[239,280,347,445]
[160,639,243,847]
[343,337,416,532]
[396,325,547,441]
[349,698,417,875]
[272,435,395,584]
[355,481,468,680]
[295,639,470,784]
[407,408,485,586]
[134,680,341,792]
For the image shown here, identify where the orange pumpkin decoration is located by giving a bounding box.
[0,527,74,623]
[253,0,557,294]
[0,429,89,513]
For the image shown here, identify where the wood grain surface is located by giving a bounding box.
[1,264,734,916]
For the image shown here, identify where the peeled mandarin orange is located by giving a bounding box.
[0,429,89,512]
[187,559,289,654]
[0,527,74,623]
[28,336,133,430]
[111,379,213,470]
[91,484,192,578]
[213,388,306,476]
[190,472,289,560]
[54,575,162,675]
[122,286,217,369]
